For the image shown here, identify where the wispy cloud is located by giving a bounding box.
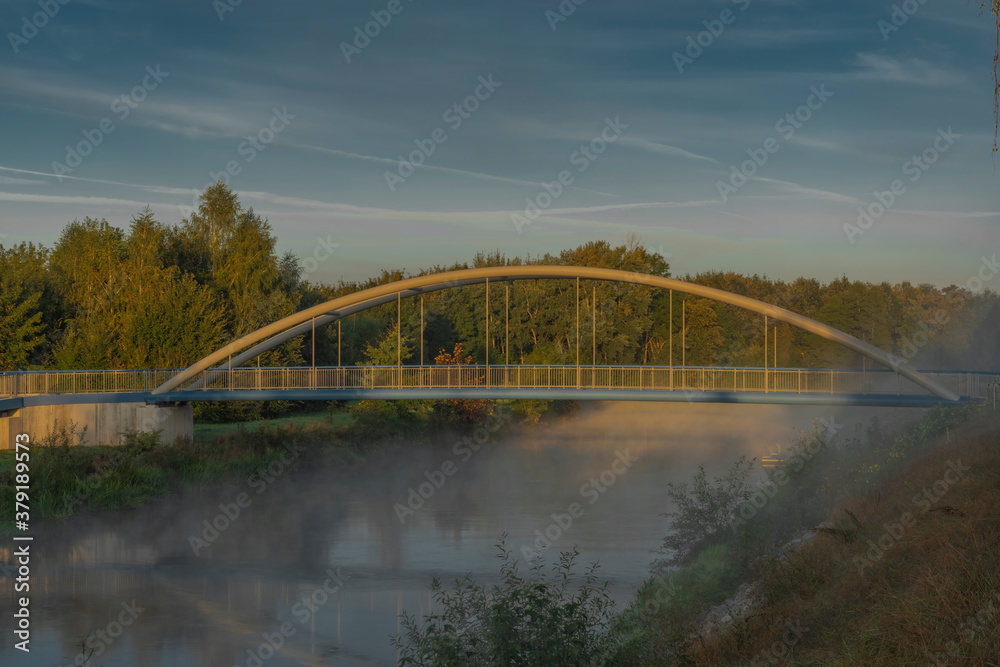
[619,137,719,163]
[0,191,165,208]
[0,176,45,186]
[0,165,195,196]
[533,200,720,217]
[849,53,965,86]
[241,189,717,219]
[293,143,618,196]
[890,209,1000,219]
[749,177,862,205]
[0,67,263,139]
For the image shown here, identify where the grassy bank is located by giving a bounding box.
[0,416,363,538]
[0,398,570,538]
[192,406,354,441]
[682,409,1000,665]
[606,403,1000,665]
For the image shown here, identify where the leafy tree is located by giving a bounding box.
[52,210,228,370]
[681,297,724,366]
[0,242,54,366]
[653,456,755,571]
[395,536,618,666]
[48,218,125,319]
[0,278,44,369]
[358,322,414,366]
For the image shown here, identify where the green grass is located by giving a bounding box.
[0,449,15,476]
[193,407,354,441]
[0,417,364,538]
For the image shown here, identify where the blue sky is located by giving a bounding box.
[0,0,997,287]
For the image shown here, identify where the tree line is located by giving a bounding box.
[3,183,999,387]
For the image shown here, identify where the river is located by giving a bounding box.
[1,402,895,666]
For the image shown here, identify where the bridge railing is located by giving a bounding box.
[0,369,181,398]
[180,365,1000,399]
[3,366,998,400]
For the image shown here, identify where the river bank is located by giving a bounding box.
[605,402,1000,664]
[0,398,574,538]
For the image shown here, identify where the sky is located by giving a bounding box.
[0,0,997,288]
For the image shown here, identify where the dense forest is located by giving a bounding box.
[2,183,999,388]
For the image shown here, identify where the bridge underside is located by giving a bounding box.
[2,389,970,410]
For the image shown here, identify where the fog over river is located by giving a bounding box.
[1,402,919,666]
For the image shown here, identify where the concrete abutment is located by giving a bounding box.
[1,401,193,449]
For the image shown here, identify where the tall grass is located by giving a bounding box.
[0,418,356,536]
[607,403,1000,665]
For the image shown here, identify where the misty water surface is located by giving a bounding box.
[1,402,910,666]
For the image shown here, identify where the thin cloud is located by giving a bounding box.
[0,165,195,196]
[750,177,862,205]
[890,209,1000,219]
[293,143,617,196]
[240,189,717,218]
[0,191,165,208]
[536,200,720,217]
[0,176,45,186]
[619,137,719,163]
[850,53,965,86]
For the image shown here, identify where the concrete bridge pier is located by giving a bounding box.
[0,399,193,449]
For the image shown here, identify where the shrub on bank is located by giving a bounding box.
[395,536,618,666]
[609,402,996,663]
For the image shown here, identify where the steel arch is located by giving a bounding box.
[152,266,959,401]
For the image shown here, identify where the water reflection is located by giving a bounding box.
[1,402,888,665]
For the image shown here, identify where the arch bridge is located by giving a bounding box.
[3,266,997,447]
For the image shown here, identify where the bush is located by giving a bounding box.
[394,535,618,666]
[606,544,745,664]
[652,456,755,572]
[346,399,431,442]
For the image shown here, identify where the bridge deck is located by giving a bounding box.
[2,366,996,407]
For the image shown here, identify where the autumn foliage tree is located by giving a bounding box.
[434,343,495,423]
